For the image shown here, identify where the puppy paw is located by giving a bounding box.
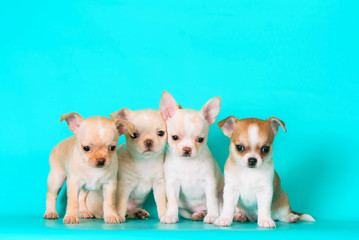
[233,210,247,222]
[135,209,150,220]
[282,213,300,223]
[44,211,59,219]
[214,217,233,227]
[160,215,179,224]
[63,215,80,224]
[192,211,206,221]
[204,215,217,224]
[258,218,276,228]
[79,210,95,219]
[104,214,123,224]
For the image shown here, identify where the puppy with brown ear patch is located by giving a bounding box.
[84,108,168,222]
[214,117,315,228]
[44,113,134,224]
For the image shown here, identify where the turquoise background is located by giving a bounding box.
[1,0,358,238]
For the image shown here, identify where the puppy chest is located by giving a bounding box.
[130,181,153,199]
[82,178,104,191]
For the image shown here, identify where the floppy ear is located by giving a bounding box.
[201,97,221,125]
[60,112,83,134]
[217,116,238,137]
[110,108,132,120]
[114,119,136,137]
[267,117,287,135]
[160,91,180,121]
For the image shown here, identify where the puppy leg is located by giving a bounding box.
[127,208,150,219]
[44,170,66,219]
[257,187,276,228]
[160,180,180,224]
[103,181,121,224]
[63,179,80,224]
[153,178,167,219]
[78,190,94,219]
[203,183,219,224]
[214,184,240,227]
[233,206,249,222]
[192,210,207,221]
[116,181,132,223]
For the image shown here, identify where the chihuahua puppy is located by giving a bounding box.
[214,116,315,228]
[160,91,223,224]
[44,113,134,224]
[85,109,167,222]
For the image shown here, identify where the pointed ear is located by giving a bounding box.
[201,97,221,125]
[110,108,132,120]
[217,116,238,137]
[160,91,179,121]
[267,117,287,135]
[114,119,136,137]
[60,112,83,134]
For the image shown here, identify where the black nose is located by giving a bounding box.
[145,139,153,149]
[96,158,106,167]
[248,157,257,167]
[183,147,192,157]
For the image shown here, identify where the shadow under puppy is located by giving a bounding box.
[214,116,315,228]
[160,91,223,224]
[84,108,168,222]
[44,113,134,224]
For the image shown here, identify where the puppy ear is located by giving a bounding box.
[60,112,83,134]
[114,119,136,137]
[217,116,238,137]
[110,108,132,120]
[267,117,287,135]
[201,97,221,125]
[160,91,179,121]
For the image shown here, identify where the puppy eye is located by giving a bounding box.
[172,135,179,141]
[261,146,270,153]
[158,130,165,137]
[109,146,116,151]
[236,145,245,152]
[131,132,139,139]
[196,137,204,143]
[83,146,91,152]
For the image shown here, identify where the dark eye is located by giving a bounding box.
[83,146,91,152]
[109,146,116,151]
[261,146,270,153]
[172,135,179,141]
[158,130,165,137]
[197,137,204,143]
[236,145,245,152]
[131,132,138,139]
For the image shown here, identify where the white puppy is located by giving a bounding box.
[159,91,223,224]
[214,116,315,228]
[84,109,167,222]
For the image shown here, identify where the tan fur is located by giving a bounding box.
[44,113,134,224]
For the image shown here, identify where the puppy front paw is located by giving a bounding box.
[104,214,123,224]
[44,211,59,219]
[214,217,233,227]
[160,215,179,224]
[258,218,276,228]
[204,215,217,224]
[79,210,95,219]
[63,215,80,224]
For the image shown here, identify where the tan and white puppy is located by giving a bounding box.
[44,113,134,224]
[159,91,223,224]
[85,109,167,222]
[214,116,315,228]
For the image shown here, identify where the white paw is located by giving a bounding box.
[63,215,80,224]
[79,210,95,219]
[283,213,300,223]
[44,211,59,219]
[258,218,276,228]
[104,214,123,224]
[204,215,217,224]
[214,217,233,227]
[160,215,179,224]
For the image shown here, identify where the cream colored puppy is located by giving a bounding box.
[160,91,223,224]
[214,116,315,228]
[44,113,134,224]
[85,109,167,222]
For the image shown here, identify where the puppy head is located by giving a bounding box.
[218,116,286,168]
[160,91,221,158]
[61,112,135,168]
[110,108,167,156]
